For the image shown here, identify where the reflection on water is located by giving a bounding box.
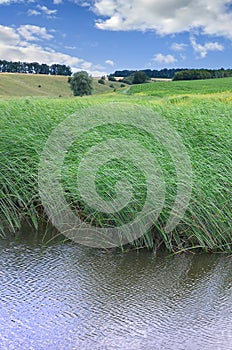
[0,230,232,350]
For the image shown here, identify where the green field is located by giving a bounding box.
[128,77,232,98]
[0,73,125,97]
[0,76,232,252]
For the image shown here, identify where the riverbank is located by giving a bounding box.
[1,92,231,252]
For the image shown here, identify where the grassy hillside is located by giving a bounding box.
[128,77,232,97]
[1,94,231,252]
[0,73,125,97]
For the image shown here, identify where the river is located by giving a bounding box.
[0,230,232,350]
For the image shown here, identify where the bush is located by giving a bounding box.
[98,78,105,85]
[68,71,93,96]
[132,71,148,84]
[121,75,134,85]
[108,75,116,81]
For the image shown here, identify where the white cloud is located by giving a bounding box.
[0,24,105,76]
[53,0,62,4]
[37,5,57,16]
[71,1,91,6]
[27,9,40,16]
[0,0,17,3]
[72,66,107,77]
[180,53,186,60]
[105,59,114,66]
[17,25,53,41]
[171,42,187,51]
[152,53,177,65]
[27,5,57,17]
[64,45,77,50]
[0,0,33,3]
[84,0,232,39]
[190,36,224,58]
[0,25,21,45]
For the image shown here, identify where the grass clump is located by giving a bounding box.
[0,93,231,252]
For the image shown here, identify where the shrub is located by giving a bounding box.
[68,71,93,96]
[98,78,105,85]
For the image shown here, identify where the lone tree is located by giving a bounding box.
[68,71,93,96]
[132,71,148,84]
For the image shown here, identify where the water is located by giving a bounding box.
[0,231,232,350]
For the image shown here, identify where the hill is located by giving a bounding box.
[128,77,232,97]
[0,73,125,97]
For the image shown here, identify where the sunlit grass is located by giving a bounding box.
[0,73,126,98]
[128,77,232,98]
[1,93,231,252]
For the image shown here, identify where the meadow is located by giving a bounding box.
[129,76,232,97]
[0,73,124,97]
[0,76,231,252]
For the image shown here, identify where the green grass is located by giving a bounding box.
[0,73,126,97]
[0,83,231,252]
[128,77,232,98]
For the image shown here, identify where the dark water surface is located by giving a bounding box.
[0,231,232,350]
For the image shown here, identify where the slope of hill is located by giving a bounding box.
[128,77,232,97]
[0,73,124,97]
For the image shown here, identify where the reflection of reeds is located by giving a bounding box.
[1,95,231,252]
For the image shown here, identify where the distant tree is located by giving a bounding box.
[132,71,148,84]
[98,78,105,85]
[50,64,72,76]
[112,68,188,79]
[68,71,93,96]
[121,74,134,85]
[39,63,50,75]
[173,69,212,81]
[108,75,116,81]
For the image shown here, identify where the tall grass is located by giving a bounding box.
[0,94,231,251]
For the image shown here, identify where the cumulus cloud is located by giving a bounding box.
[0,25,105,76]
[17,25,54,41]
[87,0,232,39]
[27,9,40,16]
[53,0,62,4]
[105,59,114,66]
[171,42,187,51]
[190,36,224,58]
[37,5,57,16]
[27,5,57,18]
[0,25,21,45]
[0,0,32,3]
[0,0,17,3]
[180,53,186,60]
[152,53,177,65]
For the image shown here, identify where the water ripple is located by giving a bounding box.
[0,236,232,350]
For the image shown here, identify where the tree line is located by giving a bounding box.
[173,68,232,80]
[111,71,149,85]
[110,68,185,79]
[110,68,232,80]
[0,60,72,76]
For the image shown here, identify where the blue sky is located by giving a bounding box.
[0,0,232,76]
